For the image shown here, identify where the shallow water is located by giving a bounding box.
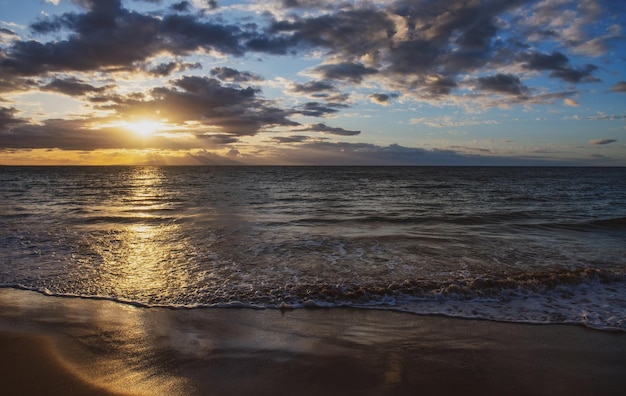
[1,166,625,329]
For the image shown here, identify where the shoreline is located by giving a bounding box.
[1,288,626,395]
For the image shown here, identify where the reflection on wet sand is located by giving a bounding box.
[0,289,192,395]
[2,288,626,396]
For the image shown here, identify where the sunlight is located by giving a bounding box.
[126,120,162,137]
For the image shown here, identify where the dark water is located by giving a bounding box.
[1,166,625,330]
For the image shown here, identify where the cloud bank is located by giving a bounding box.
[0,0,624,164]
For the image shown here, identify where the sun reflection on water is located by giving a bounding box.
[82,167,196,306]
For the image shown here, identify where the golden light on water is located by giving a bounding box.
[114,224,171,295]
[83,167,194,303]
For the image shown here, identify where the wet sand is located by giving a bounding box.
[1,288,625,396]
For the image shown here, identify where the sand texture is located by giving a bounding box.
[1,288,625,396]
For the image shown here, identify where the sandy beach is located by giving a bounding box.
[1,288,625,396]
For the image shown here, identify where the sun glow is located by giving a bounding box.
[126,120,163,137]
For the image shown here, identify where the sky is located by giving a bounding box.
[0,0,625,166]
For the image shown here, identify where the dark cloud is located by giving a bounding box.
[0,107,24,130]
[171,1,192,12]
[0,27,17,36]
[550,65,600,84]
[311,62,378,83]
[289,80,347,101]
[0,75,37,94]
[1,0,608,105]
[278,142,444,165]
[0,0,621,158]
[210,67,263,82]
[387,0,525,75]
[105,76,298,136]
[267,0,601,103]
[8,3,161,74]
[291,80,336,94]
[521,51,601,87]
[270,8,396,56]
[475,74,529,96]
[146,61,202,76]
[158,14,245,56]
[0,118,171,150]
[277,141,564,166]
[522,51,569,71]
[298,123,360,136]
[243,31,295,55]
[40,77,109,96]
[2,1,246,77]
[588,138,617,145]
[610,81,626,93]
[292,101,348,117]
[197,134,239,145]
[148,62,179,76]
[425,76,458,96]
[281,0,334,8]
[271,135,310,143]
[369,92,399,105]
[387,39,439,75]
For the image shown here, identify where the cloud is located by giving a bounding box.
[268,7,395,56]
[2,1,246,76]
[0,0,623,159]
[171,1,192,13]
[292,101,348,117]
[210,67,263,82]
[0,27,18,37]
[40,77,110,96]
[475,74,529,96]
[265,0,605,104]
[0,74,37,95]
[610,81,626,93]
[196,134,239,145]
[290,80,336,96]
[297,122,360,136]
[369,93,398,105]
[0,0,611,104]
[310,62,378,83]
[588,138,617,145]
[410,116,499,128]
[146,61,202,76]
[520,51,599,83]
[0,118,164,150]
[271,135,310,143]
[518,0,611,56]
[522,51,569,70]
[266,141,540,166]
[0,107,24,129]
[89,74,301,138]
[550,64,599,83]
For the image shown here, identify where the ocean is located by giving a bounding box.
[1,166,625,331]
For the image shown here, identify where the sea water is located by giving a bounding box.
[1,166,625,330]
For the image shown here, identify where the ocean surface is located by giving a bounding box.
[1,166,625,330]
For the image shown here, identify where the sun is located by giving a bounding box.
[126,120,162,137]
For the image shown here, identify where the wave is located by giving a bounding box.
[3,268,624,331]
[291,212,536,225]
[522,217,626,232]
[587,217,626,230]
[76,215,176,225]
